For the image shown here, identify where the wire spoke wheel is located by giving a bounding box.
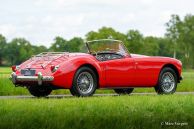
[161,72,175,92]
[155,67,177,94]
[70,67,97,97]
[77,72,94,94]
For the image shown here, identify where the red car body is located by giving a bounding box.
[11,39,182,96]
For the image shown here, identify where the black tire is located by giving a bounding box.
[28,86,52,97]
[70,87,77,96]
[114,88,134,95]
[155,67,177,94]
[70,67,97,97]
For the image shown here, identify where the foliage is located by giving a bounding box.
[0,14,194,68]
[49,37,85,52]
[166,14,194,68]
[86,27,126,41]
[125,30,144,53]
[142,36,159,56]
[4,38,32,65]
[0,34,6,65]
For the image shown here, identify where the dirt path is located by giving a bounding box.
[0,92,193,99]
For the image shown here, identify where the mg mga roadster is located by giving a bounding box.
[10,39,182,97]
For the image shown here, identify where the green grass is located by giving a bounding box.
[0,67,193,95]
[0,75,71,95]
[0,95,193,129]
[0,67,11,74]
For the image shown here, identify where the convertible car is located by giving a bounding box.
[10,39,182,97]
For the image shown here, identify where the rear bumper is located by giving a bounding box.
[11,72,54,85]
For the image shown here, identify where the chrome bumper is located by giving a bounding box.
[11,72,54,85]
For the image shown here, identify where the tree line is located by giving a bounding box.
[0,14,194,68]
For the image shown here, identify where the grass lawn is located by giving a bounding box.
[0,67,193,95]
[0,67,11,74]
[0,95,193,129]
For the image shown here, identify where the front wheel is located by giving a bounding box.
[114,88,134,95]
[155,67,177,94]
[28,86,52,97]
[70,67,97,97]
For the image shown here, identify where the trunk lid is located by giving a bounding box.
[23,52,69,69]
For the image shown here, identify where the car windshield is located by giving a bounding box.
[86,39,129,55]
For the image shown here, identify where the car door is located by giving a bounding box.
[105,56,136,87]
[133,58,161,86]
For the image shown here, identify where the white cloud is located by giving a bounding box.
[0,0,194,47]
[0,24,17,38]
[160,11,174,23]
[140,0,154,5]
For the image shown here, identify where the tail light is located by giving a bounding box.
[12,65,20,72]
[50,65,59,72]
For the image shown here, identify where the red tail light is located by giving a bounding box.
[50,65,59,72]
[12,65,16,72]
[50,65,55,72]
[12,65,20,72]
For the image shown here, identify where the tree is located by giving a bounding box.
[0,34,6,65]
[179,14,194,68]
[31,45,48,55]
[165,14,182,58]
[86,27,126,41]
[49,37,84,52]
[126,30,144,53]
[49,36,67,52]
[166,14,194,68]
[5,38,33,65]
[157,38,173,57]
[142,36,159,56]
[67,37,85,52]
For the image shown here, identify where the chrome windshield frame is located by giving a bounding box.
[85,39,129,56]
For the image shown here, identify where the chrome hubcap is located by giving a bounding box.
[77,72,94,94]
[161,72,175,92]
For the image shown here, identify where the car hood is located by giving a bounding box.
[130,53,181,63]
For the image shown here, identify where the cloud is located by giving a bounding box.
[0,0,194,47]
[0,24,16,36]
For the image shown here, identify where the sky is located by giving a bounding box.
[0,0,194,47]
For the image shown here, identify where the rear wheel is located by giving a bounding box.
[70,67,97,97]
[28,86,52,97]
[114,88,134,95]
[155,67,177,94]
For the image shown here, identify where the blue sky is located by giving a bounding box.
[0,0,194,47]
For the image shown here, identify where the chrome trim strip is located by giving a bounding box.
[86,39,130,56]
[16,76,54,81]
[87,39,122,43]
[11,72,54,86]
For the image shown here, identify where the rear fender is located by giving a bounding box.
[51,57,104,88]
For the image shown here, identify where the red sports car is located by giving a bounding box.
[10,39,182,97]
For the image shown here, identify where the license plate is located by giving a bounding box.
[21,69,36,76]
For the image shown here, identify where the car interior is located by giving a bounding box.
[93,52,124,61]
